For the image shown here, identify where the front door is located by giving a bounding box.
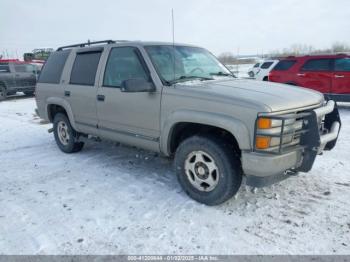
[0,63,16,92]
[96,46,161,152]
[297,58,333,94]
[332,57,350,99]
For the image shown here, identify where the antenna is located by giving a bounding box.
[172,8,176,82]
[172,9,175,45]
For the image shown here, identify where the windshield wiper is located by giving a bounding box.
[168,75,214,85]
[210,71,235,77]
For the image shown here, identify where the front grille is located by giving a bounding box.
[18,78,36,87]
[23,79,36,86]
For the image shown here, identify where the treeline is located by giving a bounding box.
[218,42,350,64]
[269,42,350,57]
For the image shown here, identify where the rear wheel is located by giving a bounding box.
[0,85,7,101]
[174,135,242,205]
[53,113,84,153]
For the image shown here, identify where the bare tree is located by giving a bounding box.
[217,52,235,64]
[331,42,350,53]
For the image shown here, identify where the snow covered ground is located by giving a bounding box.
[226,63,254,78]
[0,96,350,255]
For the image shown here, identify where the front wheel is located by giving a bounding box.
[174,135,242,205]
[53,113,84,153]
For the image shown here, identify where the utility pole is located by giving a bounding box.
[236,47,239,77]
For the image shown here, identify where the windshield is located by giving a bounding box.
[145,45,232,84]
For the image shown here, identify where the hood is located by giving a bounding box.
[175,78,324,112]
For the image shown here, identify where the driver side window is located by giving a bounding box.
[103,47,148,88]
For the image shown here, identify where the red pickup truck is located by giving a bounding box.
[269,54,350,102]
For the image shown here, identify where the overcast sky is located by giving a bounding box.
[1,0,349,58]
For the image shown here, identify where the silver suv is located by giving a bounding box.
[35,40,341,205]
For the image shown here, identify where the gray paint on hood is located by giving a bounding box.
[176,78,324,112]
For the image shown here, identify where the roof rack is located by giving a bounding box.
[57,40,116,51]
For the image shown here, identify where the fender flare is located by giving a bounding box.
[160,110,251,156]
[46,97,78,130]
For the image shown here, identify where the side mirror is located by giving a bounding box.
[120,78,155,93]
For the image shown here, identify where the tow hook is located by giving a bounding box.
[48,127,54,133]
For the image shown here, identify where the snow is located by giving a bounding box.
[226,63,255,78]
[0,97,350,255]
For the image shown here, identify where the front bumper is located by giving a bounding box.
[243,100,341,187]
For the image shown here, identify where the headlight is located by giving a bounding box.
[255,115,302,152]
[257,118,271,129]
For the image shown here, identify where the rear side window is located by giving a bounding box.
[0,63,10,73]
[301,59,332,71]
[70,51,102,86]
[38,50,70,83]
[335,58,350,71]
[273,60,296,71]
[260,62,273,69]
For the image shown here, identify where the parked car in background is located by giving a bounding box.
[247,62,261,77]
[269,54,350,102]
[249,60,279,81]
[0,60,37,101]
[35,40,340,205]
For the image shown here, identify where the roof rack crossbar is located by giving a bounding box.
[57,40,116,51]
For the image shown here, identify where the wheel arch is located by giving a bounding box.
[46,97,77,130]
[161,110,251,156]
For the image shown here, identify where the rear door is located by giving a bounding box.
[332,57,350,98]
[64,48,102,135]
[96,46,161,152]
[297,58,333,93]
[256,61,274,80]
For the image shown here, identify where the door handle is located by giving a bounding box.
[97,94,105,101]
[64,91,71,97]
[297,73,305,77]
[334,75,344,78]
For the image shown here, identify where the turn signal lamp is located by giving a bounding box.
[255,136,271,149]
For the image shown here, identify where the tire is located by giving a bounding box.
[174,135,242,205]
[263,76,268,81]
[0,85,7,101]
[53,113,84,153]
